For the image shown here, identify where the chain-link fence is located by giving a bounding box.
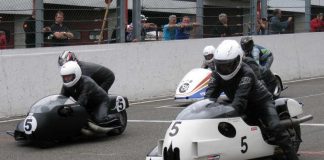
[0,0,323,49]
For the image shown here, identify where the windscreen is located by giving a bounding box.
[176,99,235,120]
[29,95,76,113]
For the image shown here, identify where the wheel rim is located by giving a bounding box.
[273,79,282,97]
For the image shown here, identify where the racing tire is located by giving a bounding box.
[272,76,282,99]
[109,110,127,136]
[271,117,302,160]
[292,118,302,153]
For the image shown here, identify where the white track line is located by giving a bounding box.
[284,76,324,84]
[155,104,182,109]
[301,123,324,127]
[129,97,174,105]
[128,120,172,123]
[0,118,24,124]
[293,92,324,99]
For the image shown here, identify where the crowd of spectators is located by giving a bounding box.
[3,8,321,49]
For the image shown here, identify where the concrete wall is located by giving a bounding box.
[0,32,323,117]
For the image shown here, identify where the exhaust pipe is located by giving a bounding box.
[87,122,115,133]
[279,115,313,128]
[81,128,95,136]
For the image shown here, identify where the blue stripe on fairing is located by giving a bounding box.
[175,87,225,100]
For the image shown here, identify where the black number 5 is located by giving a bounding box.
[169,121,182,137]
[24,119,33,132]
[241,136,248,153]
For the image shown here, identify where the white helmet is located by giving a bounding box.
[60,61,82,88]
[214,40,243,80]
[203,45,216,63]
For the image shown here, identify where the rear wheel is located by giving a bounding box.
[272,115,302,160]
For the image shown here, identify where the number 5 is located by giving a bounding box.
[24,119,33,132]
[169,121,182,137]
[241,136,248,153]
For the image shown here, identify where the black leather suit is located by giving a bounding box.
[78,61,115,93]
[61,75,109,124]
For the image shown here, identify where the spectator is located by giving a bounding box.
[163,15,178,40]
[269,9,293,34]
[256,12,268,35]
[0,31,6,49]
[310,13,324,32]
[23,12,36,48]
[141,14,158,41]
[127,14,157,42]
[212,13,233,37]
[110,23,133,43]
[175,16,199,40]
[0,16,10,47]
[48,11,74,46]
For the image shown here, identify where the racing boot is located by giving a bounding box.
[98,114,121,127]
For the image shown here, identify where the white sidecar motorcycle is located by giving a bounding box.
[175,68,285,103]
[146,98,313,160]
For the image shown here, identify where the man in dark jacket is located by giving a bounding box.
[212,13,232,37]
[23,14,36,48]
[60,61,113,125]
[205,40,298,160]
[58,51,115,93]
[269,9,293,34]
[49,11,74,46]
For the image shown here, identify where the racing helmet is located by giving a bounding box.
[60,61,82,88]
[58,51,78,67]
[240,36,254,54]
[214,40,243,80]
[203,45,216,63]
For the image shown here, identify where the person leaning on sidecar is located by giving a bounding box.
[59,61,117,126]
[58,51,115,93]
[201,45,216,71]
[240,36,277,94]
[205,40,298,160]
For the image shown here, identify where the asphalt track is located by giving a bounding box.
[0,77,324,160]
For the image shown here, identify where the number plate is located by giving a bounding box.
[23,115,37,135]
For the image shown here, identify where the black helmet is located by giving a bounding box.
[240,36,254,54]
[58,51,78,66]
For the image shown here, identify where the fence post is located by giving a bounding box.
[260,0,267,20]
[305,0,311,32]
[196,0,204,38]
[117,0,126,43]
[132,0,141,41]
[35,0,44,47]
[249,0,257,35]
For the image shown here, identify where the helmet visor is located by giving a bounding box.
[204,54,214,61]
[215,56,240,75]
[241,41,253,53]
[62,74,76,83]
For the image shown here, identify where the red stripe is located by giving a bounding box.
[191,72,212,92]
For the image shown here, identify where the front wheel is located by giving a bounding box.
[108,110,127,136]
[272,76,282,99]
